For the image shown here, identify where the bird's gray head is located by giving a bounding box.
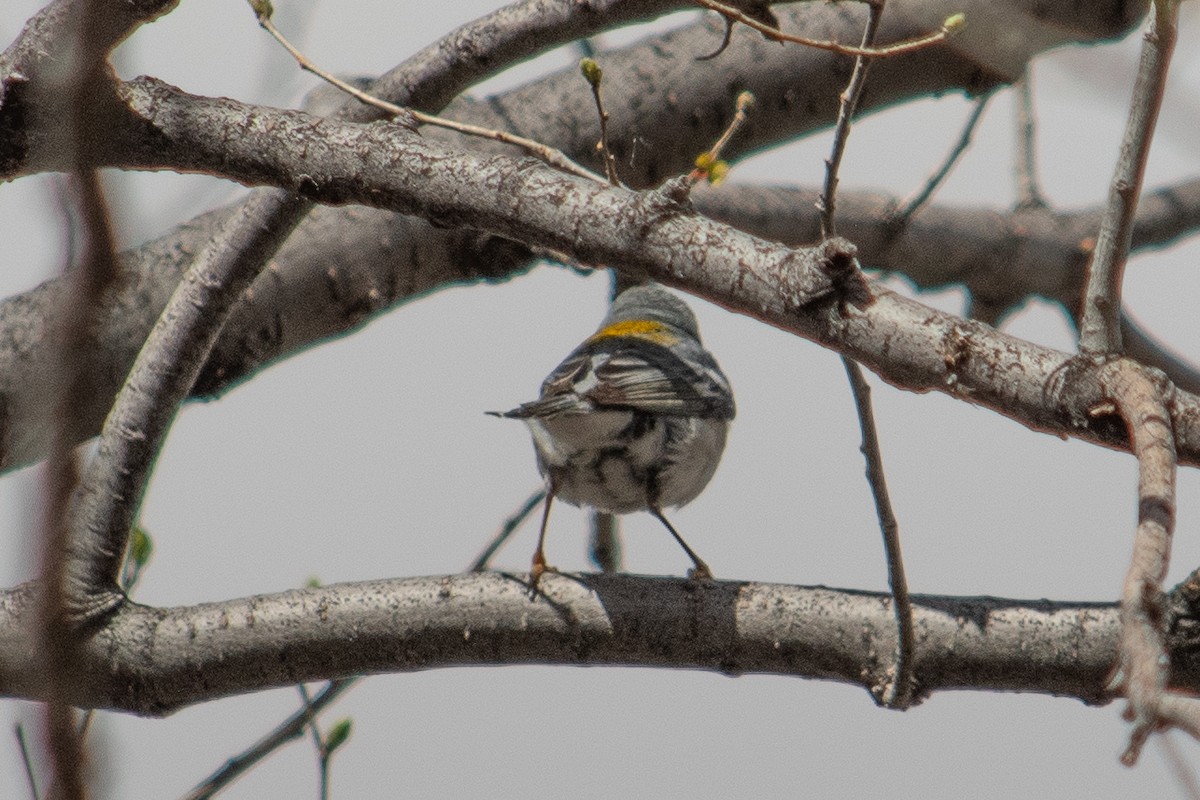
[604,285,701,340]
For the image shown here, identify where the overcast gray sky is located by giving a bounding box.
[3,1,1200,797]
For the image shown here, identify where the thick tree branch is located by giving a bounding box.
[693,179,1200,317]
[19,83,1200,469]
[65,189,312,618]
[695,182,1200,392]
[0,0,180,176]
[0,0,1169,474]
[1,0,1148,183]
[2,178,1198,477]
[0,573,1144,714]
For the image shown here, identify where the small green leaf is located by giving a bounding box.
[305,575,322,589]
[706,160,730,186]
[130,525,154,568]
[324,718,353,753]
[121,524,155,592]
[579,57,603,88]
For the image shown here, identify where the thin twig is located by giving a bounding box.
[253,7,604,184]
[687,91,755,188]
[575,38,598,59]
[891,93,992,225]
[181,678,357,800]
[694,0,962,58]
[1078,0,1179,356]
[296,684,325,756]
[819,0,916,709]
[318,747,331,800]
[470,488,547,572]
[589,511,623,573]
[1012,70,1047,210]
[817,1,885,238]
[1100,359,1177,765]
[15,723,40,800]
[296,684,333,800]
[842,358,915,707]
[76,711,94,740]
[580,58,621,186]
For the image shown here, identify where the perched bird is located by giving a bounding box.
[492,283,735,591]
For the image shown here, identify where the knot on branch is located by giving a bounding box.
[782,236,872,312]
[647,176,698,217]
[1042,353,1126,431]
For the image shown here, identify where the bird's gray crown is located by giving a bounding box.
[603,284,701,340]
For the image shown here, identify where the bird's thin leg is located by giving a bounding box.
[650,507,713,580]
[529,486,556,596]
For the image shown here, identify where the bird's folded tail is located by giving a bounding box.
[486,395,589,419]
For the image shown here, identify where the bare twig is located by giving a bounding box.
[1078,0,1180,356]
[1013,70,1047,210]
[296,684,346,800]
[818,0,916,710]
[1100,359,1177,764]
[580,58,621,186]
[842,359,915,708]
[694,0,962,58]
[817,1,885,238]
[14,722,40,800]
[891,93,991,225]
[296,684,325,753]
[469,488,547,572]
[181,678,357,800]
[688,91,755,188]
[589,511,623,573]
[251,6,604,184]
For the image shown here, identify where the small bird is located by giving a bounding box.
[492,283,735,591]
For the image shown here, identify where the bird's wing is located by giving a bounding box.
[535,336,734,419]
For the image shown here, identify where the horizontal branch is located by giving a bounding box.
[53,80,1200,465]
[692,179,1200,317]
[0,573,1133,714]
[0,0,1158,472]
[693,181,1200,393]
[2,0,1147,183]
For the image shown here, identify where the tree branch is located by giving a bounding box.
[1,0,1149,183]
[1077,0,1178,356]
[1101,359,1179,763]
[24,82,1200,469]
[0,573,1145,714]
[0,0,1171,476]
